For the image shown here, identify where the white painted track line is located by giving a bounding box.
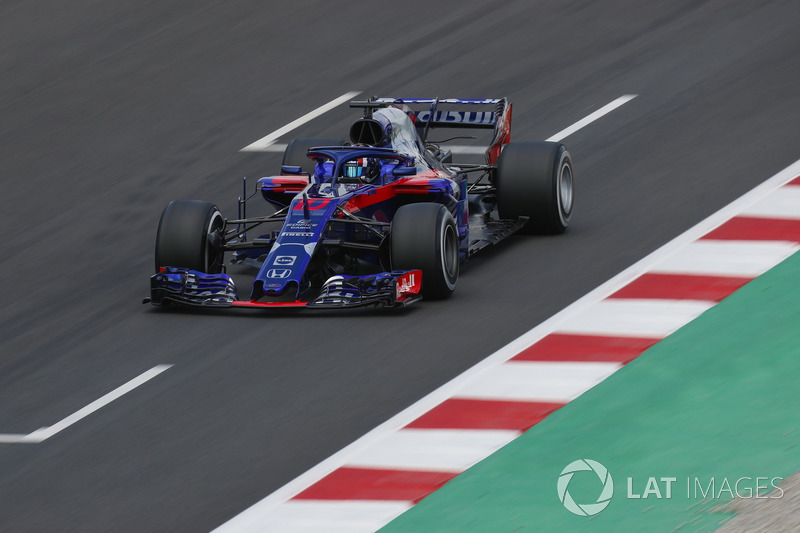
[243,500,411,533]
[454,361,621,402]
[546,94,638,142]
[556,299,715,338]
[0,433,35,444]
[254,143,289,152]
[651,240,800,277]
[345,428,519,473]
[0,365,172,444]
[240,91,362,151]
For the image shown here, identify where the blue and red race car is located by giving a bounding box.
[146,97,574,309]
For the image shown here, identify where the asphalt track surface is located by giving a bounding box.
[1,1,799,531]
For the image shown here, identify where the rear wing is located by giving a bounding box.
[350,97,512,164]
[384,98,504,129]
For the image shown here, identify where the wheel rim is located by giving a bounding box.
[205,211,224,273]
[559,163,574,215]
[441,223,458,288]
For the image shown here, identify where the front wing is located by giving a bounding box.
[146,268,422,309]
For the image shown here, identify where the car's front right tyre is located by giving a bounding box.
[155,199,224,273]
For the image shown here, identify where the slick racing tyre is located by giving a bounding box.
[282,138,346,175]
[155,199,224,273]
[392,203,459,300]
[496,141,574,234]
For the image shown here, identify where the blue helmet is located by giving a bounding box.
[342,157,381,183]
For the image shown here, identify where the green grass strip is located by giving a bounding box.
[381,251,800,533]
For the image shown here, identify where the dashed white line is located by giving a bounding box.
[255,143,289,152]
[240,91,362,152]
[546,94,638,142]
[0,364,173,444]
[0,433,36,444]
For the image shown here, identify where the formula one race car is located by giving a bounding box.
[146,97,574,309]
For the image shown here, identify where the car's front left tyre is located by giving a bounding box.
[391,203,459,299]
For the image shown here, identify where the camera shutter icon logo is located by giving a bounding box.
[557,459,614,516]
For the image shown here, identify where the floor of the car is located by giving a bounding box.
[466,215,527,257]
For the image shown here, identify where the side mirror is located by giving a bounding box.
[392,166,416,176]
[281,165,305,175]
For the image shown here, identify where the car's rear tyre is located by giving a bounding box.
[282,138,346,175]
[155,200,224,273]
[496,141,574,234]
[392,203,459,299]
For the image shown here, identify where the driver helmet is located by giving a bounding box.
[343,157,381,183]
